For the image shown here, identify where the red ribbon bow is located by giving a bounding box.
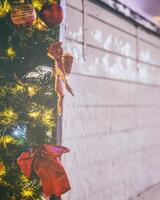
[17,144,71,197]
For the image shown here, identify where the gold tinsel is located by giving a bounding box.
[33,18,48,31]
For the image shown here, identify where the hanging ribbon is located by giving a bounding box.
[47,41,74,115]
[17,144,71,197]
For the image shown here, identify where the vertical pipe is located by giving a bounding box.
[82,0,87,60]
[56,0,67,146]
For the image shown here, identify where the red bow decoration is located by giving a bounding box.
[17,144,71,197]
[47,41,74,115]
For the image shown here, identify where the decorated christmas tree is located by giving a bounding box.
[0,0,72,199]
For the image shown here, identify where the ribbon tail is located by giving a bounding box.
[17,151,35,178]
[65,82,74,96]
[55,62,66,83]
[55,62,74,96]
[55,74,64,115]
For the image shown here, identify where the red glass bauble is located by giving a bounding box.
[11,3,36,26]
[39,4,63,27]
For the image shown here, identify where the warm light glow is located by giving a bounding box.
[27,85,38,97]
[0,0,11,17]
[12,84,24,94]
[6,47,16,58]
[32,0,43,10]
[0,136,15,149]
[3,136,15,144]
[41,109,55,128]
[0,108,18,125]
[21,188,34,198]
[153,16,160,24]
[28,105,55,128]
[28,111,41,119]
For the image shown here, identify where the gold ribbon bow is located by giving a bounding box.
[47,41,74,115]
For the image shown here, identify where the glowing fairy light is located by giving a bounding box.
[0,0,11,17]
[6,47,16,59]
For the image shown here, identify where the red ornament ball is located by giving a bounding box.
[11,3,36,26]
[39,4,63,27]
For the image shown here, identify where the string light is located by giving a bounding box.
[0,108,18,126]
[21,188,34,198]
[32,0,43,10]
[0,0,11,17]
[27,85,38,97]
[11,84,24,94]
[0,136,15,148]
[6,47,16,59]
[28,107,55,128]
[28,111,41,119]
[41,109,55,128]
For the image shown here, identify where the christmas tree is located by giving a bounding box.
[0,0,66,199]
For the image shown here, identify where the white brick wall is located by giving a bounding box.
[61,1,160,199]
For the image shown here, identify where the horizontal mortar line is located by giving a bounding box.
[65,36,83,44]
[62,125,160,141]
[88,11,160,50]
[87,43,160,69]
[62,145,160,172]
[72,72,160,88]
[66,104,160,108]
[109,124,160,135]
[66,3,83,13]
[67,146,160,175]
[66,37,160,69]
[66,5,136,38]
[66,3,160,50]
[87,12,136,38]
[69,143,160,162]
[138,37,160,50]
[138,60,160,69]
[88,43,137,61]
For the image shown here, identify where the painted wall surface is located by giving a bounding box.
[61,1,160,199]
